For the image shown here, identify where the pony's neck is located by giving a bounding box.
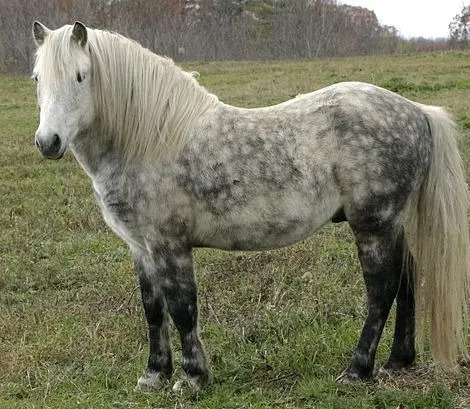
[70,127,121,178]
[89,29,218,164]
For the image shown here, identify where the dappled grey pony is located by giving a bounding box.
[32,21,469,391]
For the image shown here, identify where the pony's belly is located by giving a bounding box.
[194,198,340,251]
[201,222,323,251]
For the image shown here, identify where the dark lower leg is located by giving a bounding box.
[135,256,173,380]
[339,230,402,381]
[158,248,210,389]
[383,250,416,370]
[340,295,397,380]
[165,278,210,388]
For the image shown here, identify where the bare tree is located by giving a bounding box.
[449,5,470,48]
[1,0,407,73]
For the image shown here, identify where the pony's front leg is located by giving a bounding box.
[133,252,173,391]
[162,246,210,389]
[157,243,210,390]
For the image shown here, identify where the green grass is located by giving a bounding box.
[2,52,470,408]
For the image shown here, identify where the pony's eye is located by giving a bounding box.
[76,73,84,83]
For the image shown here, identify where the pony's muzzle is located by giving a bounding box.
[35,132,64,159]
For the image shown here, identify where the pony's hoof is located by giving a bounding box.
[171,378,201,393]
[381,357,415,372]
[172,379,186,393]
[377,362,414,379]
[335,370,360,384]
[136,370,167,392]
[172,372,211,392]
[377,366,393,379]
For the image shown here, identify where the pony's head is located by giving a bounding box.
[32,21,94,159]
[32,21,219,164]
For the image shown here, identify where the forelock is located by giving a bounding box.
[33,25,91,90]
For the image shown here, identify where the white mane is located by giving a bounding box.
[36,25,219,162]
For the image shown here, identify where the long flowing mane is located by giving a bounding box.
[38,25,219,162]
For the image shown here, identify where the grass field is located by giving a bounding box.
[2,52,470,408]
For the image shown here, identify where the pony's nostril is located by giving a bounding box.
[35,138,41,149]
[52,134,61,150]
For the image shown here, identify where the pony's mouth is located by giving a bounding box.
[43,150,65,160]
[38,144,66,160]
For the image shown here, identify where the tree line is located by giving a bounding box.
[0,0,466,73]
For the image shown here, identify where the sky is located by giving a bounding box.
[344,0,467,39]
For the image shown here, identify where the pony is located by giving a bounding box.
[32,21,469,391]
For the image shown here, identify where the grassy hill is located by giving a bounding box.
[1,52,470,408]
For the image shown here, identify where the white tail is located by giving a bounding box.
[406,104,470,366]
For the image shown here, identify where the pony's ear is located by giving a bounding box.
[71,21,88,48]
[33,21,50,46]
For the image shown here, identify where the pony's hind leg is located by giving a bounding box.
[337,210,404,382]
[382,240,416,371]
[133,252,173,391]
